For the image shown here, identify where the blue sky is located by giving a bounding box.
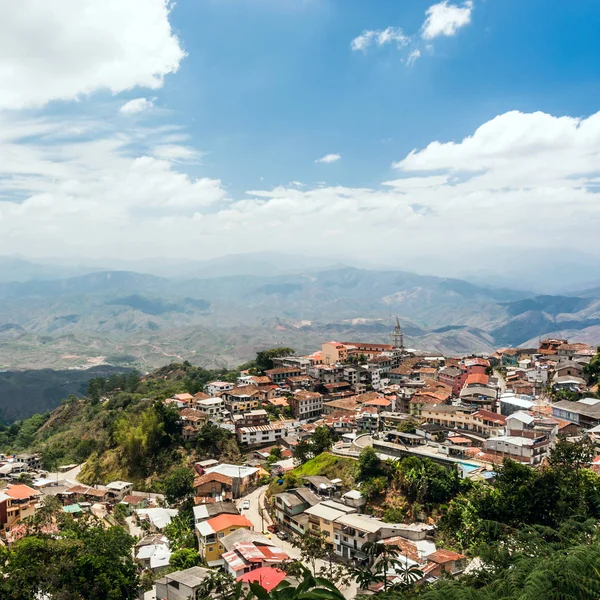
[0,0,600,288]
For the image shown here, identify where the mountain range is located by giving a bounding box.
[1,256,600,372]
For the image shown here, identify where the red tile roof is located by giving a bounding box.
[5,484,40,500]
[473,410,506,425]
[207,513,253,532]
[426,549,466,563]
[238,567,286,592]
[465,373,489,386]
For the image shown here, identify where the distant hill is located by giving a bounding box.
[0,366,130,423]
[0,266,599,372]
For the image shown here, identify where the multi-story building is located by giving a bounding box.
[459,374,498,409]
[322,342,349,365]
[196,513,254,566]
[333,513,408,562]
[0,484,40,536]
[273,487,321,535]
[195,397,226,419]
[304,500,358,545]
[288,390,323,420]
[237,423,286,446]
[105,481,134,502]
[205,381,235,396]
[437,366,465,396]
[420,405,506,436]
[223,386,261,415]
[194,464,259,500]
[233,409,269,429]
[265,367,303,384]
[552,398,600,429]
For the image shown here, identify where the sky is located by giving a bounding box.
[1,0,600,286]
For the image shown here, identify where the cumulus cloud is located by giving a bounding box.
[120,98,155,115]
[1,104,599,275]
[351,27,410,52]
[0,0,185,109]
[315,153,341,164]
[422,0,474,40]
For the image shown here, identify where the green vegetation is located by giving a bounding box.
[438,438,600,551]
[292,426,338,463]
[267,452,357,496]
[0,509,138,600]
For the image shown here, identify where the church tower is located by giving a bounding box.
[392,316,404,351]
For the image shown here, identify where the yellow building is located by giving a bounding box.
[321,342,348,365]
[304,500,357,544]
[196,513,254,566]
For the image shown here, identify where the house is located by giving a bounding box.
[196,513,254,566]
[105,481,133,502]
[205,381,235,396]
[285,375,314,390]
[119,495,148,514]
[237,423,286,447]
[193,501,240,525]
[233,409,269,429]
[438,366,465,396]
[484,435,550,465]
[553,359,585,380]
[65,484,109,503]
[304,500,358,545]
[0,484,41,535]
[303,476,339,498]
[136,508,178,532]
[322,342,349,365]
[265,367,303,384]
[539,339,569,355]
[195,397,226,419]
[223,386,261,415]
[332,513,411,562]
[194,464,259,500]
[15,453,42,471]
[323,396,360,416]
[356,406,381,433]
[341,490,366,509]
[423,549,468,577]
[459,374,498,409]
[221,535,289,579]
[273,487,320,535]
[552,398,600,428]
[135,534,172,572]
[156,566,214,600]
[288,390,323,420]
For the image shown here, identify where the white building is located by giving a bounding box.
[105,481,133,501]
[204,381,234,396]
[237,424,286,446]
[196,397,226,419]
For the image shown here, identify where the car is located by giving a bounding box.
[242,500,250,510]
[263,531,272,539]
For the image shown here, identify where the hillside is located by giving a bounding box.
[2,362,243,487]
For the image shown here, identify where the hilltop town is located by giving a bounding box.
[0,325,599,599]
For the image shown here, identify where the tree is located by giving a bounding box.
[291,528,328,575]
[255,348,296,373]
[169,548,199,570]
[293,439,313,464]
[356,446,382,482]
[163,513,196,551]
[0,517,138,600]
[163,466,195,506]
[311,426,335,455]
[584,346,600,386]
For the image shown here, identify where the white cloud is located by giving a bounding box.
[120,98,155,115]
[0,0,185,109]
[422,0,473,40]
[351,27,410,52]
[406,49,421,66]
[315,154,341,164]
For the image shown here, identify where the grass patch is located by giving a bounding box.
[267,452,357,497]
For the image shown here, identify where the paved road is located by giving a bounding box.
[237,486,358,599]
[45,463,83,485]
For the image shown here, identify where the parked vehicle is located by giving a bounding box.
[242,500,250,510]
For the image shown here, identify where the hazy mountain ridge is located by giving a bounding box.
[0,265,599,371]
